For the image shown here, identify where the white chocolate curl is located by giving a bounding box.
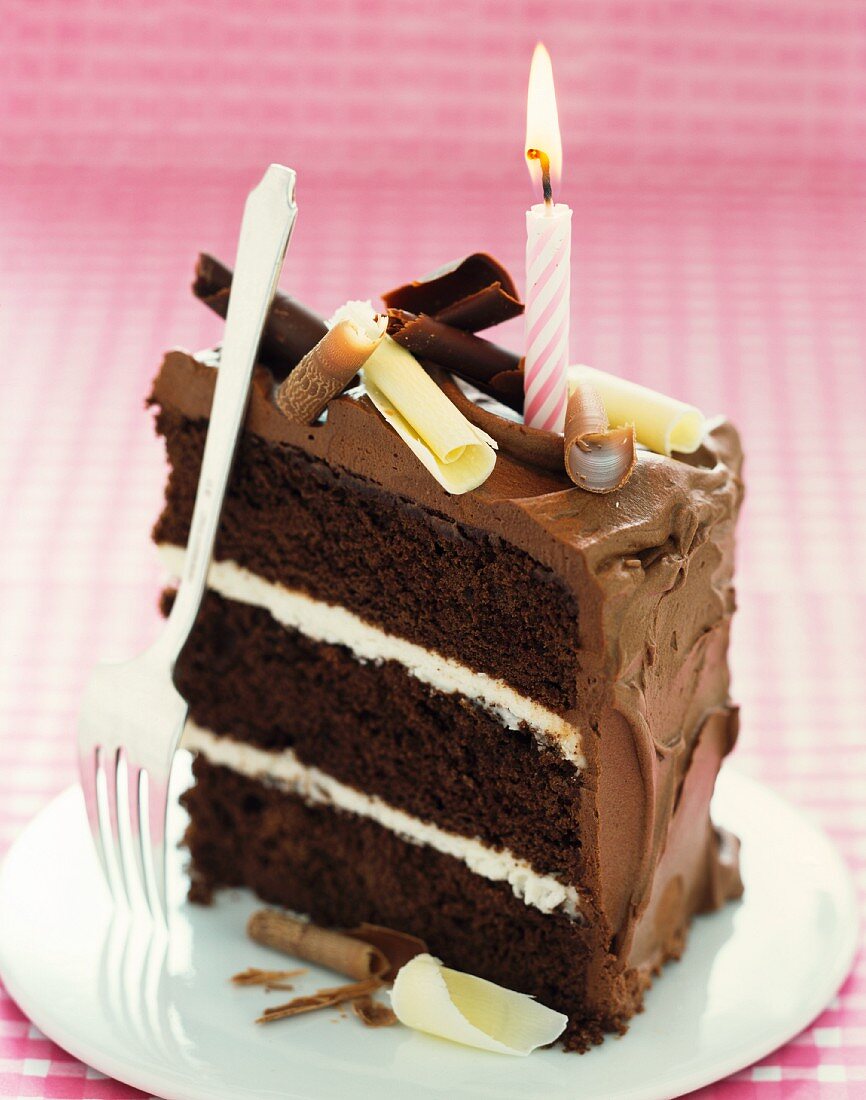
[275,302,386,424]
[568,364,705,456]
[390,954,567,1056]
[362,336,497,495]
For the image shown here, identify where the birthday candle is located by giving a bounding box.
[523,43,572,435]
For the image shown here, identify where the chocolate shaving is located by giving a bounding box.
[429,367,563,472]
[193,253,327,380]
[344,923,428,983]
[231,967,306,987]
[382,253,523,332]
[351,995,398,1028]
[256,977,383,1024]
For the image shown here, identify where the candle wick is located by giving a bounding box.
[527,148,554,209]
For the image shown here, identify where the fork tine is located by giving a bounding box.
[78,743,112,890]
[127,763,152,916]
[146,771,170,923]
[104,747,131,909]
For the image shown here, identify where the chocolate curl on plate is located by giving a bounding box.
[429,367,562,473]
[247,910,389,981]
[344,923,428,983]
[193,253,327,378]
[564,381,637,493]
[388,310,524,413]
[382,253,523,332]
[275,303,386,424]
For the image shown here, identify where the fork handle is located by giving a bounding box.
[155,165,298,665]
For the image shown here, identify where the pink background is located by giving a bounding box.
[2,1,865,1096]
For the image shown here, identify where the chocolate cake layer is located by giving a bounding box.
[182,757,648,1050]
[171,589,585,882]
[154,409,579,711]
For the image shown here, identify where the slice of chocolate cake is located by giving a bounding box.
[149,260,743,1051]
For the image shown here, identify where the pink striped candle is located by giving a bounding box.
[524,201,572,431]
[523,43,572,434]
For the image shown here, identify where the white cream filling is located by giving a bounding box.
[158,544,583,766]
[183,722,581,918]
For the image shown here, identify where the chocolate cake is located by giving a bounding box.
[150,255,744,1051]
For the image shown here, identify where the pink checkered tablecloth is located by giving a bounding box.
[1,2,865,1097]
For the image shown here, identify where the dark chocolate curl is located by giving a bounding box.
[435,283,523,331]
[344,923,428,983]
[388,309,521,386]
[386,307,524,412]
[382,253,523,332]
[193,253,327,380]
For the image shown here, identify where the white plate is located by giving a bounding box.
[0,765,858,1100]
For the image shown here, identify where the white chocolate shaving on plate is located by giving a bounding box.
[362,335,497,494]
[389,953,567,1056]
[568,364,705,456]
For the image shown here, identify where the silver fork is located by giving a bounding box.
[78,164,298,921]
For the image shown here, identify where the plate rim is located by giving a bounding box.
[0,770,860,1100]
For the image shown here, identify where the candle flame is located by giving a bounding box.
[525,43,562,198]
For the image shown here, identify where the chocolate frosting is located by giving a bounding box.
[153,348,744,971]
[429,368,563,472]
